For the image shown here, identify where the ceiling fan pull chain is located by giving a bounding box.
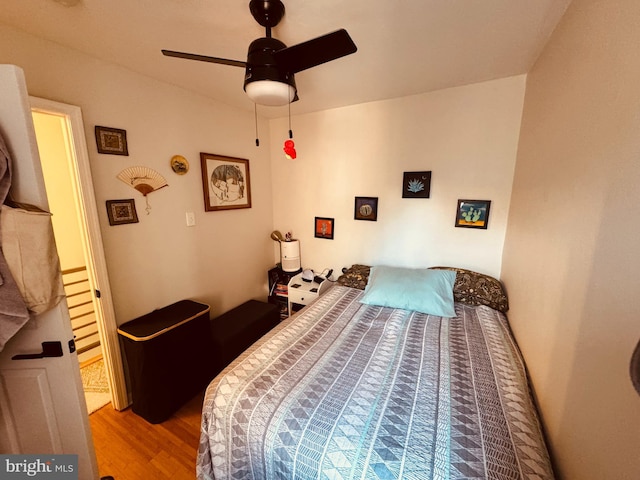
[254,103,260,146]
[288,100,293,139]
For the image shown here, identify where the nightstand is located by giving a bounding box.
[288,272,331,315]
[267,267,295,320]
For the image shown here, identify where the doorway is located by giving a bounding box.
[29,97,128,411]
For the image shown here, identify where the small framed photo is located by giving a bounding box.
[314,217,334,239]
[200,153,251,211]
[95,126,128,156]
[455,199,491,229]
[106,199,138,226]
[402,171,431,198]
[354,196,378,221]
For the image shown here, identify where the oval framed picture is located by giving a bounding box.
[170,155,189,175]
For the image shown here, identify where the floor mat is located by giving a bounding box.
[81,358,111,414]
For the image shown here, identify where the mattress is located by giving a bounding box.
[197,285,554,479]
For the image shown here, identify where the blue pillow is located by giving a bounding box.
[359,266,457,317]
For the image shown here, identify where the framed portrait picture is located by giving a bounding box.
[95,126,128,156]
[314,217,334,239]
[200,153,251,211]
[402,171,431,198]
[105,199,138,226]
[455,199,491,229]
[354,196,378,221]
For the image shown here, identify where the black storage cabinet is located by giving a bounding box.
[211,300,279,375]
[117,300,213,424]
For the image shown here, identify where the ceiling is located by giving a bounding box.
[0,0,572,119]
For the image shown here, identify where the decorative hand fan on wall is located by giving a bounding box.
[117,166,168,214]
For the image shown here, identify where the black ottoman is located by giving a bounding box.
[211,300,279,373]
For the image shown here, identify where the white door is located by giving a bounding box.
[0,65,99,479]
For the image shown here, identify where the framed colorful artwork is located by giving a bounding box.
[455,199,491,229]
[314,217,334,239]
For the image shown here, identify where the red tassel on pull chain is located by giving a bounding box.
[283,113,296,159]
[283,139,296,159]
[283,101,297,159]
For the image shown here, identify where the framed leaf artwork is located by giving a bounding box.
[402,171,431,198]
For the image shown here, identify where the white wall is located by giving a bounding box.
[501,0,640,478]
[33,112,85,271]
[0,25,274,322]
[270,76,526,279]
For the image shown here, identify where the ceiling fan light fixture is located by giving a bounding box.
[245,80,296,106]
[162,0,356,111]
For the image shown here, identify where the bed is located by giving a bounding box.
[197,266,554,479]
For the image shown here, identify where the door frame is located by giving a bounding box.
[30,97,128,410]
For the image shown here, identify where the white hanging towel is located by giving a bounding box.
[1,202,65,315]
[0,131,29,351]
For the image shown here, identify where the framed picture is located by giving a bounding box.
[95,126,128,156]
[105,199,138,226]
[402,171,431,198]
[200,153,251,211]
[455,199,491,229]
[314,217,334,239]
[354,196,378,221]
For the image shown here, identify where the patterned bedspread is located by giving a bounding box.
[197,286,554,479]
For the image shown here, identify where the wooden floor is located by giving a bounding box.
[89,390,205,479]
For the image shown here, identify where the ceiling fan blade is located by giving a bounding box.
[273,29,357,74]
[161,50,246,68]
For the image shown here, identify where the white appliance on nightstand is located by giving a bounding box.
[280,240,301,273]
[271,230,302,273]
[287,272,331,315]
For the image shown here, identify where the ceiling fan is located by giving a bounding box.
[162,0,357,107]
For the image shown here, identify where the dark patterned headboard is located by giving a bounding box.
[336,264,371,290]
